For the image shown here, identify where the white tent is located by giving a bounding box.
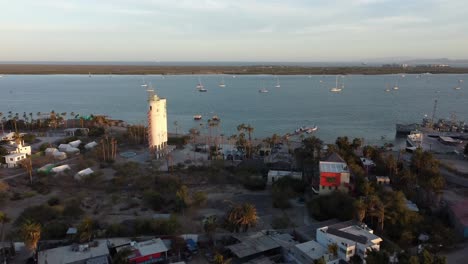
[74,168,94,180]
[51,164,71,174]
[58,144,70,151]
[53,151,67,160]
[45,148,58,156]
[84,141,98,150]
[68,140,82,148]
[65,147,80,154]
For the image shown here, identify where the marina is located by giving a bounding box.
[0,73,467,144]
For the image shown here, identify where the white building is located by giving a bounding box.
[38,240,110,264]
[4,153,27,168]
[290,240,339,264]
[147,90,168,159]
[316,223,383,262]
[4,142,31,156]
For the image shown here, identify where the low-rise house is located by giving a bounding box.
[38,240,110,264]
[4,142,31,156]
[226,232,282,262]
[115,238,168,263]
[290,240,339,264]
[3,153,27,168]
[0,132,15,141]
[316,223,383,262]
[316,154,350,195]
[267,170,302,185]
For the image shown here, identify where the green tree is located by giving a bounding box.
[214,253,231,264]
[225,202,258,232]
[354,199,366,223]
[365,249,389,264]
[78,217,94,242]
[20,220,41,253]
[314,257,327,264]
[176,185,190,212]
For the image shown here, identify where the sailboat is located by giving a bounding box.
[330,76,342,93]
[275,76,281,88]
[141,77,148,87]
[393,78,399,90]
[196,77,207,91]
[258,81,269,93]
[219,76,226,87]
[385,83,391,92]
[454,79,462,90]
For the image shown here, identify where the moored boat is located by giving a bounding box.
[193,115,202,120]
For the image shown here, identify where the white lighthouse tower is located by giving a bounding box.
[147,89,168,158]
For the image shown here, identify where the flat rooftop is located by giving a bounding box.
[227,232,281,259]
[38,240,109,264]
[319,161,349,173]
[295,240,328,260]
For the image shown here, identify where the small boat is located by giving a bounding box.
[88,72,91,77]
[406,130,423,147]
[393,78,399,90]
[193,115,202,120]
[305,126,318,133]
[275,77,281,88]
[454,86,461,90]
[330,76,342,93]
[199,87,208,92]
[385,83,391,92]
[212,115,220,121]
[258,88,269,93]
[141,83,148,87]
[219,76,226,87]
[196,76,204,89]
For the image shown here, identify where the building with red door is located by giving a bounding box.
[116,238,168,264]
[317,157,350,195]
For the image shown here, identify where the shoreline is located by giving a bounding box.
[1,64,468,75]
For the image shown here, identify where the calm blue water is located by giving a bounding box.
[0,74,467,144]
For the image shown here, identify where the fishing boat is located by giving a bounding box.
[275,77,281,88]
[406,130,423,147]
[193,115,202,121]
[219,76,226,87]
[306,125,318,133]
[330,76,342,93]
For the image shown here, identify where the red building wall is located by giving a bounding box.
[130,252,162,263]
[320,172,341,187]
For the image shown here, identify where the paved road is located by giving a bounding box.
[440,168,468,187]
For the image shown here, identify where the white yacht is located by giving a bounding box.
[406,130,423,147]
[219,76,226,87]
[275,77,281,88]
[330,76,342,93]
[196,77,204,90]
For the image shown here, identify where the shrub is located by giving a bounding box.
[47,197,60,206]
[23,134,36,144]
[307,192,355,221]
[143,190,164,211]
[14,205,60,226]
[88,127,105,137]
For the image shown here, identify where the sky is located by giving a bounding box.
[0,0,467,62]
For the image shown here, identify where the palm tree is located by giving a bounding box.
[20,220,41,253]
[0,211,10,264]
[174,121,179,135]
[371,202,386,232]
[29,112,33,130]
[225,202,258,233]
[78,217,94,243]
[0,112,4,134]
[327,243,338,257]
[36,112,42,129]
[214,253,231,264]
[61,112,67,128]
[70,112,75,127]
[353,199,366,223]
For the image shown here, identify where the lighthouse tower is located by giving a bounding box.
[147,89,168,158]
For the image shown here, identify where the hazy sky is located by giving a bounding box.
[1,0,467,61]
